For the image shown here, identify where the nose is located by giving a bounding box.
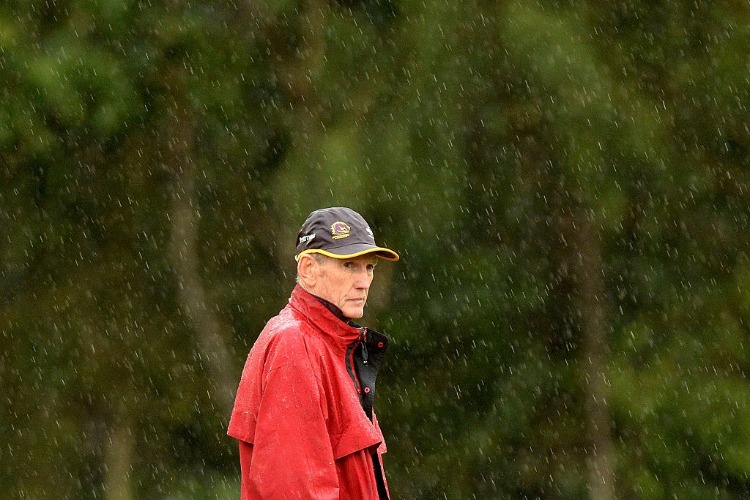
[354,269,373,290]
[355,276,371,290]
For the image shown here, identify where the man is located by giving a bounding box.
[228,207,399,499]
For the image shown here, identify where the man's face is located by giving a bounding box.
[312,254,377,319]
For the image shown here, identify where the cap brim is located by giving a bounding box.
[296,245,399,262]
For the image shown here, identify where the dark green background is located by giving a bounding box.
[2,0,750,498]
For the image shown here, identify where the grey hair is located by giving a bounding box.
[295,252,327,284]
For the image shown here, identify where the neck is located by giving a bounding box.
[313,296,349,322]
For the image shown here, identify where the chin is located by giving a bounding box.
[344,308,365,319]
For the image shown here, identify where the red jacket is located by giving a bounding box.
[228,285,390,499]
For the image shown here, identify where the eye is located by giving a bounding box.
[366,263,376,272]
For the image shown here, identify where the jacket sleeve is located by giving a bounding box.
[243,340,338,499]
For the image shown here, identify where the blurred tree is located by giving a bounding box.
[1,0,750,498]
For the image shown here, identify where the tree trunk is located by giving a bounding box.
[165,65,235,413]
[169,162,235,412]
[103,419,134,500]
[564,210,616,499]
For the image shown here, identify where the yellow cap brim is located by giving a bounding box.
[295,247,399,262]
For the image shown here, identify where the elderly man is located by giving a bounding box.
[228,207,399,499]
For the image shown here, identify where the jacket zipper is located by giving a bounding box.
[360,327,369,365]
[349,328,368,395]
[349,348,362,394]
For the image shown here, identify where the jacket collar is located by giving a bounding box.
[289,285,362,346]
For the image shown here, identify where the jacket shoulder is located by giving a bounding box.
[256,306,326,363]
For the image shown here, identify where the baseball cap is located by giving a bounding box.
[295,207,399,262]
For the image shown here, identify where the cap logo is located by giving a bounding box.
[298,233,316,247]
[331,221,351,240]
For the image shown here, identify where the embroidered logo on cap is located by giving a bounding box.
[298,233,316,247]
[331,221,351,240]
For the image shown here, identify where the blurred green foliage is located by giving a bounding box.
[2,0,750,498]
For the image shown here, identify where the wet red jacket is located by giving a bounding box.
[228,285,390,499]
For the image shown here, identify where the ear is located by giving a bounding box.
[297,254,319,287]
